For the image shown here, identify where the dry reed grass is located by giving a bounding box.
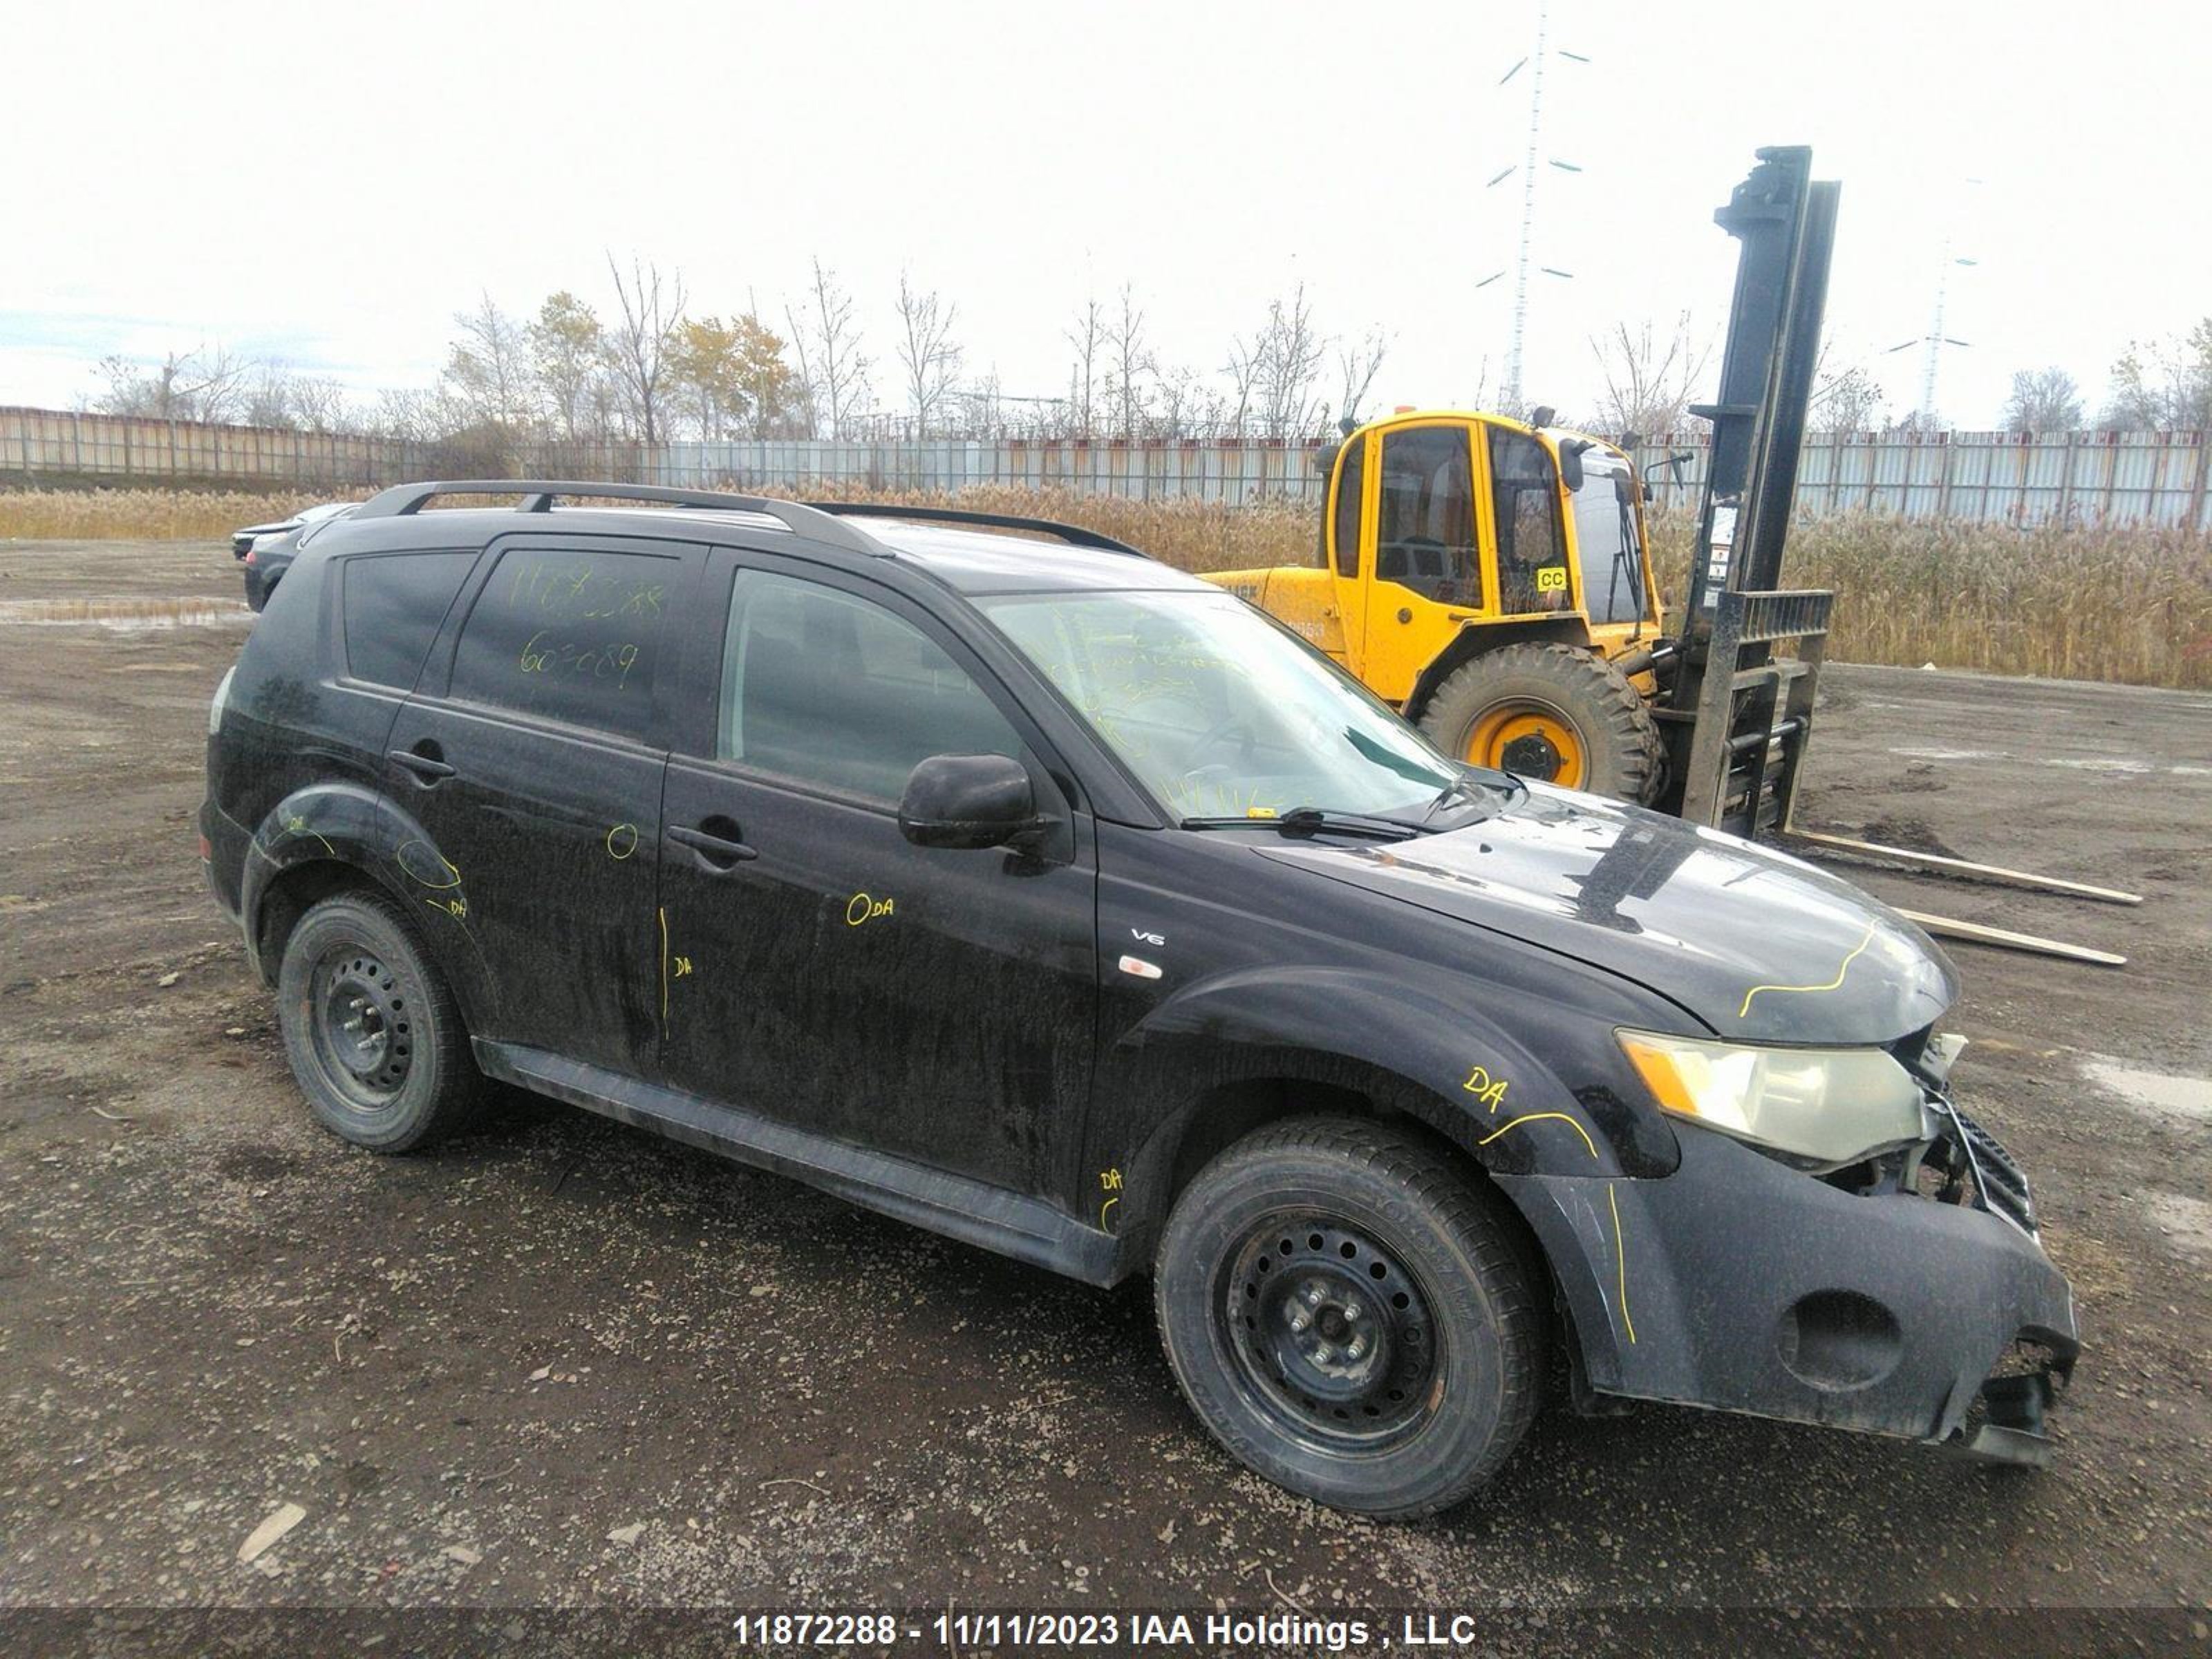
[4,484,2204,688]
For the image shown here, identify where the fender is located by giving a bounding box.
[1092,963,1679,1360]
[241,782,501,1033]
[1096,961,1678,1230]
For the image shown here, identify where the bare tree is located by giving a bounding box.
[1153,364,1222,439]
[894,273,962,438]
[1230,285,1329,440]
[785,258,871,441]
[440,292,536,435]
[1065,297,1105,440]
[1808,346,1886,433]
[1103,284,1155,440]
[606,254,686,445]
[2102,320,2211,428]
[1587,312,1711,438]
[2001,366,2083,435]
[1335,328,1388,429]
[91,344,252,422]
[288,373,354,433]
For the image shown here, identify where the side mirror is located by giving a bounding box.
[898,753,1040,851]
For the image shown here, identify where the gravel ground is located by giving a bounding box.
[0,541,2206,1649]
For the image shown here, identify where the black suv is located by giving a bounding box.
[201,481,2077,1516]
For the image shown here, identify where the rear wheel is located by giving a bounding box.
[276,891,480,1152]
[1418,641,1665,803]
[1154,1118,1542,1517]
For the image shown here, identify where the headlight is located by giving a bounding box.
[1617,1029,1929,1169]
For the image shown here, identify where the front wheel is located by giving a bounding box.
[1154,1118,1542,1517]
[1418,641,1666,803]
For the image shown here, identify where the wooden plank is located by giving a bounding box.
[1896,910,2126,967]
[1787,830,2143,905]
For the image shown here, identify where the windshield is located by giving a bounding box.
[1569,452,1647,625]
[979,588,1460,822]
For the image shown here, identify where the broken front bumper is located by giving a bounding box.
[1497,1111,2079,1462]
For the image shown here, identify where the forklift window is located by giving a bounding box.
[1331,438,1365,577]
[1375,427,1480,606]
[1490,428,1568,615]
[1571,460,1647,624]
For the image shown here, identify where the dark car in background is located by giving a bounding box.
[232,501,355,610]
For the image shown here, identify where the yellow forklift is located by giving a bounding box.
[1210,147,2139,964]
[1206,410,1669,801]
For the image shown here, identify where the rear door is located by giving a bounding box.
[387,534,702,1078]
[655,548,1098,1202]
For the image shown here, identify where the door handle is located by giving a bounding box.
[668,823,759,867]
[388,747,456,781]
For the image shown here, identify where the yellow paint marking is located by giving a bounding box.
[1100,1197,1120,1230]
[606,823,639,861]
[1608,1183,1638,1345]
[1737,919,1879,1020]
[1475,1112,1599,1161]
[845,892,895,927]
[658,905,671,1027]
[394,840,464,890]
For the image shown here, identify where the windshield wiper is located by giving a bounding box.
[1181,807,1422,842]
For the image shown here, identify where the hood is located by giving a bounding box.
[1256,785,1957,1046]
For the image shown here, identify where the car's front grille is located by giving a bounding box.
[1949,1105,2037,1233]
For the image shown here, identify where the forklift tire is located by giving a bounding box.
[1418,642,1667,803]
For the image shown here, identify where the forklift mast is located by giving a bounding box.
[1653,146,1842,836]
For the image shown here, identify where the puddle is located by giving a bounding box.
[0,597,252,630]
[2077,1056,2212,1125]
[2146,1191,2212,1261]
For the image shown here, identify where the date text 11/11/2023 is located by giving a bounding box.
[906,1611,1409,1651]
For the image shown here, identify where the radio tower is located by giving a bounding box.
[1482,1,1584,413]
[1503,1,1548,411]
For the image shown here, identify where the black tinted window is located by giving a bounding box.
[718,570,1021,803]
[343,552,476,690]
[1331,437,1365,576]
[449,548,677,740]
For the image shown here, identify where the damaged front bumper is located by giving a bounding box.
[1497,1105,2079,1464]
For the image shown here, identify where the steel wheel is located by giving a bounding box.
[308,946,414,1109]
[1463,698,1587,788]
[1224,1216,1440,1450]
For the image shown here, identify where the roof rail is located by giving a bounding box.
[351,480,890,558]
[804,500,1150,559]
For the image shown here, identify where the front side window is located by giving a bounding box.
[1374,427,1480,604]
[718,570,1022,803]
[981,588,1456,823]
[447,547,675,740]
[1490,428,1569,614]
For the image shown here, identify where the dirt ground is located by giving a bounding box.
[2,541,2208,1639]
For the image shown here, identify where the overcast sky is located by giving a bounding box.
[3,0,2206,430]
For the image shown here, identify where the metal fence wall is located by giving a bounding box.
[6,407,2209,528]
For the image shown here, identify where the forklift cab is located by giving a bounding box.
[1319,411,1665,706]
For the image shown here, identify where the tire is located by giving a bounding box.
[276,890,481,1153]
[1418,641,1666,803]
[1154,1117,1542,1518]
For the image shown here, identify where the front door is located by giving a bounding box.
[386,535,697,1078]
[657,553,1098,1203]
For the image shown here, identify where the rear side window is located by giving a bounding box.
[1331,437,1365,576]
[448,547,678,740]
[343,552,477,690]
